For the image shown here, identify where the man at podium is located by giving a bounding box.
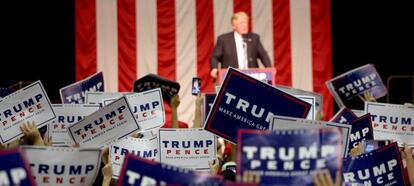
[210,11,272,78]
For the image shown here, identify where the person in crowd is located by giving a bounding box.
[162,94,189,128]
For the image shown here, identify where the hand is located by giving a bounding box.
[102,157,113,186]
[192,94,203,128]
[170,95,180,109]
[20,121,44,145]
[236,171,261,184]
[401,144,414,185]
[210,68,218,78]
[359,91,376,102]
[316,111,324,121]
[43,133,52,146]
[349,142,364,157]
[313,170,341,186]
[195,93,202,107]
[102,147,110,165]
[130,132,143,138]
[208,157,221,175]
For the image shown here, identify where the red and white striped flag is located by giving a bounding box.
[75,0,333,125]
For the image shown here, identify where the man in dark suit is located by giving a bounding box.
[210,12,272,78]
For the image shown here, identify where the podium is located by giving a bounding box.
[217,68,276,85]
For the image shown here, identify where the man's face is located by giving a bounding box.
[232,17,248,34]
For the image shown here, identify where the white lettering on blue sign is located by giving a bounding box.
[243,145,336,170]
[338,73,377,95]
[343,159,397,185]
[224,92,274,123]
[125,170,166,185]
[65,82,103,103]
[0,168,27,185]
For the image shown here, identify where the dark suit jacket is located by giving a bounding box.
[210,32,272,69]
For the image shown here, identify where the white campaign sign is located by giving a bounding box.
[48,104,100,146]
[68,97,140,148]
[277,85,323,114]
[84,92,124,106]
[159,128,216,171]
[0,81,56,144]
[271,116,352,157]
[103,88,165,131]
[110,136,159,179]
[365,102,414,147]
[23,146,101,186]
[295,95,316,120]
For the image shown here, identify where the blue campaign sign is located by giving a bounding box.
[0,148,35,186]
[0,87,13,98]
[342,142,408,186]
[327,64,387,107]
[204,67,311,143]
[203,93,216,121]
[117,154,222,186]
[238,128,342,186]
[330,107,358,124]
[60,72,104,104]
[347,114,374,152]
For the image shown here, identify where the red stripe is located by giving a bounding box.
[196,0,214,92]
[157,0,176,81]
[272,0,292,86]
[311,0,333,120]
[75,0,96,81]
[233,0,252,32]
[117,0,137,92]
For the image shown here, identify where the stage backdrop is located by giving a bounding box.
[75,0,333,125]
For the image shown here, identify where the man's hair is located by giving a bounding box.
[231,11,249,23]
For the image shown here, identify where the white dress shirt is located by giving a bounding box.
[234,32,248,69]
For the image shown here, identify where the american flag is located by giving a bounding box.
[75,0,333,125]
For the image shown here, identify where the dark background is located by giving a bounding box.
[1,0,413,109]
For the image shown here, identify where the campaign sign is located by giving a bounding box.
[133,73,180,105]
[85,92,125,107]
[158,128,216,171]
[238,128,341,186]
[0,87,13,98]
[68,97,140,148]
[117,154,222,186]
[204,67,311,143]
[23,146,101,186]
[352,109,365,117]
[48,104,100,146]
[60,72,104,104]
[202,93,216,124]
[0,81,56,144]
[0,148,35,186]
[326,64,387,107]
[276,85,323,114]
[347,114,374,153]
[342,143,407,186]
[365,102,414,147]
[330,107,358,124]
[296,95,316,120]
[271,116,352,158]
[104,89,165,131]
[110,136,159,179]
